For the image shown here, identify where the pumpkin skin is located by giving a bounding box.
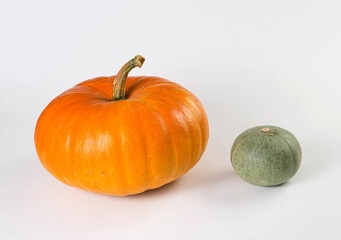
[34,59,209,196]
[230,125,301,186]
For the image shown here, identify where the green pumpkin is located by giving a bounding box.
[230,125,302,186]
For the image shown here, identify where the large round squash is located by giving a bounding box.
[35,56,209,196]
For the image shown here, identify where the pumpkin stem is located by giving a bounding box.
[112,55,145,101]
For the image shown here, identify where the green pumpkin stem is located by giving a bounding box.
[112,55,145,101]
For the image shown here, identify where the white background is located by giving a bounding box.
[1,0,340,239]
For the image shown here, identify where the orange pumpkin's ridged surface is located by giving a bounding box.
[35,56,209,196]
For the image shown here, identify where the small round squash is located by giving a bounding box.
[230,125,302,186]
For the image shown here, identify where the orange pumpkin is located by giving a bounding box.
[34,55,209,196]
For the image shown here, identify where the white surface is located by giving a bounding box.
[1,0,340,239]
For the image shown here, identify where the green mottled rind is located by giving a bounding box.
[231,125,302,186]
